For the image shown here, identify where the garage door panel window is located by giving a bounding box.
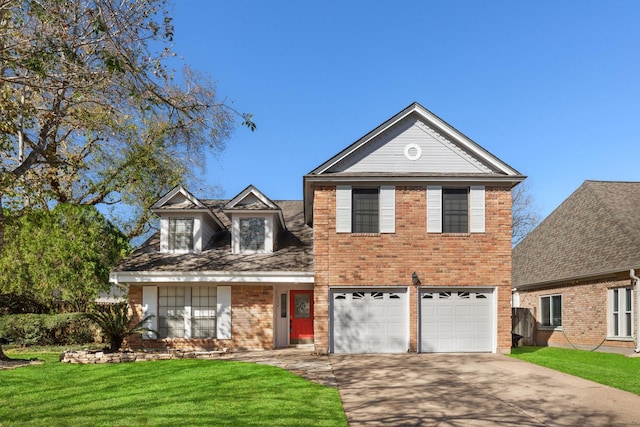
[331,289,408,353]
[420,289,494,352]
[540,295,562,328]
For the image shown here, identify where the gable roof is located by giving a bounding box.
[308,102,522,177]
[513,180,640,289]
[223,185,286,229]
[151,185,225,230]
[304,102,525,224]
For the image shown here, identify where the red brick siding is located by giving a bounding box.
[313,185,513,353]
[128,284,274,351]
[518,277,636,351]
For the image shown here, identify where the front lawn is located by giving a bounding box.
[0,349,347,427]
[510,346,640,395]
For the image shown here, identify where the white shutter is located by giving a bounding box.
[379,186,395,233]
[142,286,158,339]
[470,186,485,233]
[217,286,232,339]
[336,186,352,233]
[427,186,442,233]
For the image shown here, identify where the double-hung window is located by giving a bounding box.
[169,218,194,251]
[541,295,562,328]
[442,188,469,233]
[352,188,379,233]
[427,186,485,233]
[157,286,217,339]
[336,186,395,233]
[239,217,266,251]
[610,288,633,338]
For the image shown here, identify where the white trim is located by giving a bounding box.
[231,214,274,254]
[110,270,314,284]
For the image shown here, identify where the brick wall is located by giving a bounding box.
[313,185,514,353]
[518,277,637,351]
[128,284,274,351]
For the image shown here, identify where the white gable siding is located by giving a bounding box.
[328,116,492,174]
[336,186,352,233]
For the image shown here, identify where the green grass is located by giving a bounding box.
[510,346,640,395]
[0,349,347,427]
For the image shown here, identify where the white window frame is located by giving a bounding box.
[336,185,395,233]
[168,218,194,252]
[609,287,633,339]
[231,214,273,254]
[540,294,562,329]
[427,186,485,233]
[152,286,231,340]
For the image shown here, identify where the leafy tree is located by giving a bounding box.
[0,204,131,313]
[84,302,156,352]
[0,204,129,360]
[512,181,541,246]
[0,0,255,245]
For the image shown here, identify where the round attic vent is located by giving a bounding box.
[404,143,422,161]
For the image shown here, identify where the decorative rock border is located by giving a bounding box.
[60,349,228,364]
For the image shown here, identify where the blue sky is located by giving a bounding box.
[169,1,640,221]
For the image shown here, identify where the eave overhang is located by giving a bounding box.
[110,270,314,285]
[512,266,635,292]
[303,173,526,225]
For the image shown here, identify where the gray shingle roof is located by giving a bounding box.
[512,180,640,288]
[115,200,312,273]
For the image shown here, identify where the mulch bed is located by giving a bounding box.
[0,358,44,370]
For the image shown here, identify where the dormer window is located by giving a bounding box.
[152,186,226,254]
[224,185,286,255]
[239,217,265,251]
[169,218,194,251]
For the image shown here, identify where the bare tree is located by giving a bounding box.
[512,181,541,246]
[0,0,254,240]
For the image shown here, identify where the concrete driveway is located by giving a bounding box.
[330,353,640,426]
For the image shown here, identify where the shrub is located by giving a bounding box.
[83,303,156,352]
[0,313,94,346]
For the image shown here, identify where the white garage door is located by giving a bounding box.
[420,289,493,352]
[331,289,407,353]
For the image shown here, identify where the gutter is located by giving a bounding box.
[631,269,640,353]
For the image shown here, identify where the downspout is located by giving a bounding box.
[631,269,640,353]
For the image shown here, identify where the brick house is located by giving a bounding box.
[110,102,524,354]
[512,180,640,353]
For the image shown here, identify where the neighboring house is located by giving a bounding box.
[110,102,524,354]
[512,180,640,353]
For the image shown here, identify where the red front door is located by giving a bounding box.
[290,290,314,344]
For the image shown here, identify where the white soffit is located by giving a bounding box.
[110,271,314,284]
